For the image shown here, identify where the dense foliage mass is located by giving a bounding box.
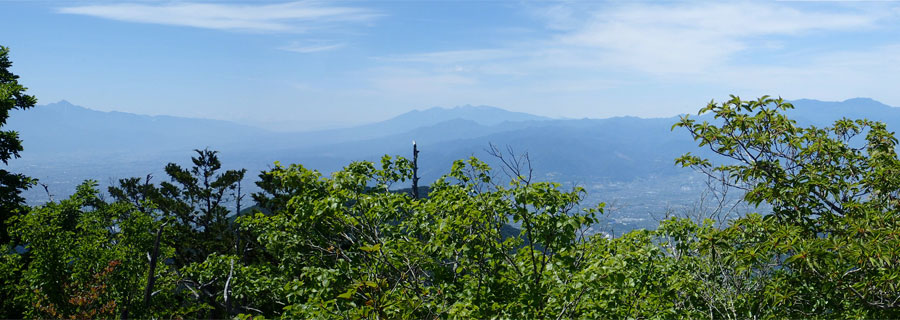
[2,46,900,318]
[0,46,36,246]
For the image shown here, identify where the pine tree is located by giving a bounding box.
[0,46,37,245]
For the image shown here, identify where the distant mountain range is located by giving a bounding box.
[7,101,548,157]
[8,97,900,221]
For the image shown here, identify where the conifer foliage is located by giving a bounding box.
[0,46,36,245]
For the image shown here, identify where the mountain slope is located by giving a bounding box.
[788,98,900,127]
[7,100,274,158]
[10,97,900,209]
[306,116,699,183]
[282,105,551,147]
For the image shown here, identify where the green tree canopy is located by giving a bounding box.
[5,91,900,318]
[0,46,37,245]
[672,95,900,317]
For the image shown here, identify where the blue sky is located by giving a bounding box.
[2,0,900,131]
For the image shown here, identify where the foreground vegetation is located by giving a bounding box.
[3,46,900,318]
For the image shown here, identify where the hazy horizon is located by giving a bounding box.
[29,96,897,133]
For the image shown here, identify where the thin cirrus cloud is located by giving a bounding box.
[715,44,900,101]
[57,1,381,32]
[352,1,899,116]
[279,42,346,53]
[555,2,879,74]
[372,1,885,85]
[380,49,518,64]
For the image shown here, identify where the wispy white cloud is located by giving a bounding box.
[280,41,345,53]
[374,2,882,80]
[358,1,900,117]
[377,49,530,76]
[58,1,380,32]
[380,49,515,64]
[715,44,900,102]
[556,2,878,74]
[368,67,478,94]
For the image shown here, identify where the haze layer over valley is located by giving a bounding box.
[10,97,895,231]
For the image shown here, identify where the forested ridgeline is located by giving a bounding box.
[3,47,900,319]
